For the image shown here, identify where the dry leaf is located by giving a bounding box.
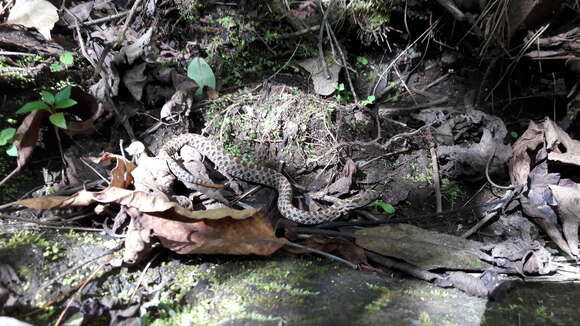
[549,184,580,257]
[510,118,580,257]
[14,110,47,169]
[0,110,48,186]
[6,0,59,40]
[132,209,285,255]
[95,153,136,188]
[65,88,103,136]
[14,187,260,221]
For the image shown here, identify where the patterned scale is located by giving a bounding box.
[159,134,376,224]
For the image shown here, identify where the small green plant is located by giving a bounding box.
[264,31,279,44]
[187,57,216,96]
[388,81,401,102]
[217,16,235,29]
[361,95,376,106]
[0,127,17,156]
[50,51,74,72]
[16,86,77,129]
[333,82,345,92]
[442,178,461,208]
[356,56,369,67]
[42,241,65,262]
[23,55,44,64]
[370,201,396,214]
[332,82,352,104]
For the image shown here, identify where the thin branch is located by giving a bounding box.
[67,11,130,29]
[285,241,359,270]
[429,144,442,213]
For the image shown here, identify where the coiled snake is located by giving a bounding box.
[159,134,376,224]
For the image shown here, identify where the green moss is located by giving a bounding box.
[146,304,283,326]
[419,311,435,326]
[1,231,51,250]
[174,0,203,21]
[402,163,432,183]
[144,258,333,325]
[365,283,396,312]
[441,178,462,208]
[199,11,287,88]
[347,0,396,45]
[202,87,338,171]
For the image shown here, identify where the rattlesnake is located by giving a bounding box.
[159,134,376,224]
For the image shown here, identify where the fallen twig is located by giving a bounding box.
[429,143,442,213]
[67,11,129,29]
[53,261,108,326]
[285,241,359,270]
[278,25,320,39]
[366,250,441,281]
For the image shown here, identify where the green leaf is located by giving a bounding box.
[357,56,369,65]
[41,91,55,105]
[187,57,216,96]
[49,112,67,129]
[60,51,74,65]
[16,101,49,114]
[6,143,17,157]
[332,82,346,91]
[50,63,63,72]
[55,86,72,103]
[55,99,77,109]
[0,128,16,146]
[370,201,396,214]
[362,95,376,106]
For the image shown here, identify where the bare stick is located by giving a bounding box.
[53,262,108,326]
[67,11,129,29]
[372,20,440,96]
[430,145,442,213]
[278,25,320,39]
[485,147,515,190]
[366,251,441,281]
[285,241,358,269]
[0,51,35,56]
[435,0,465,21]
[129,251,161,299]
[326,21,359,103]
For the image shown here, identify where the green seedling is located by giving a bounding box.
[16,86,77,130]
[0,127,17,156]
[187,57,216,96]
[50,51,74,72]
[361,95,376,106]
[370,201,396,214]
[332,82,352,104]
[356,56,369,67]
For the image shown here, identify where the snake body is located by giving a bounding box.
[159,134,375,224]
